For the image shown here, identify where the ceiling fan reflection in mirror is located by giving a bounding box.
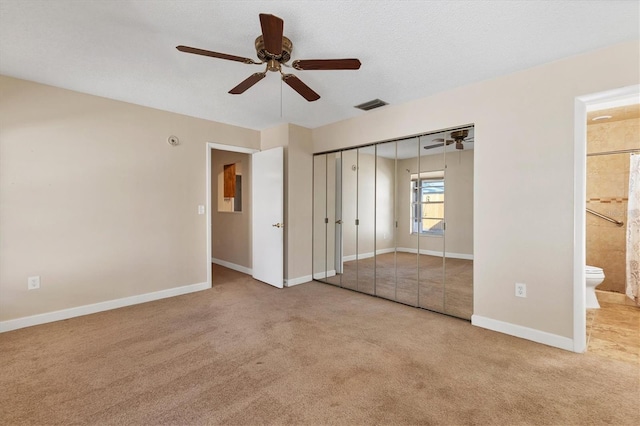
[176,13,361,102]
[423,129,474,150]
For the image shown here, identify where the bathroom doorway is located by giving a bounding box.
[575,85,640,361]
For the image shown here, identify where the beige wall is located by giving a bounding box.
[586,116,640,293]
[0,75,259,321]
[286,125,313,281]
[312,41,640,339]
[211,149,251,269]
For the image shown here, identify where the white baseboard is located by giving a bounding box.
[0,281,210,333]
[313,270,336,280]
[285,275,313,287]
[343,248,473,262]
[376,247,397,255]
[397,247,474,260]
[342,247,398,262]
[211,257,252,275]
[471,314,574,352]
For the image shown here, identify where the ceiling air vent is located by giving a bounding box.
[355,98,388,111]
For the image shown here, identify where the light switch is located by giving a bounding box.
[198,205,205,215]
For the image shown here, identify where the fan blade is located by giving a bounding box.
[424,139,454,150]
[282,74,320,102]
[292,59,361,70]
[259,14,284,57]
[423,143,443,150]
[229,72,266,94]
[176,45,258,64]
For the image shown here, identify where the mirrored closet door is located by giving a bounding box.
[417,131,446,312]
[374,140,398,301]
[394,137,420,306]
[312,125,474,320]
[357,145,376,295]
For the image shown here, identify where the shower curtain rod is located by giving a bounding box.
[587,148,640,157]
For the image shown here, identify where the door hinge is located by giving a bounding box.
[324,218,328,224]
[355,219,360,226]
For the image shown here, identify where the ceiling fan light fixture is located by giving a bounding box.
[255,35,292,63]
[355,99,388,111]
[450,129,469,140]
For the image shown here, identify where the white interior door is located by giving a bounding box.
[252,146,284,288]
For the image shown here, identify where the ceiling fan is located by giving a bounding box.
[423,129,474,150]
[176,13,361,102]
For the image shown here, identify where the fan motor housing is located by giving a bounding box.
[450,129,469,140]
[255,35,292,63]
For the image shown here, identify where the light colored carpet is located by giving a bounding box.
[1,265,637,425]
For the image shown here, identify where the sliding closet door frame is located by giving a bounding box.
[311,154,327,282]
[312,123,473,320]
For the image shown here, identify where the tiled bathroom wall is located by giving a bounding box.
[586,112,639,293]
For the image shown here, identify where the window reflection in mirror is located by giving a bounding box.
[218,162,242,212]
[411,170,444,235]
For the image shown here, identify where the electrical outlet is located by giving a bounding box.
[198,205,205,215]
[28,276,40,290]
[515,283,526,298]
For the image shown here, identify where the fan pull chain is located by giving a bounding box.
[280,77,283,118]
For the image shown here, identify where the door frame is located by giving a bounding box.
[573,84,639,353]
[206,142,260,288]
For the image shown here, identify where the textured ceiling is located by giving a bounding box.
[0,1,638,130]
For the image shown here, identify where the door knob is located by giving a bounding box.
[272,223,284,228]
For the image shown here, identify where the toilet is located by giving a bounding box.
[585,265,605,309]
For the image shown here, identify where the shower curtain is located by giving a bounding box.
[627,154,640,305]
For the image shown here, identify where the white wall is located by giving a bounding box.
[312,41,640,343]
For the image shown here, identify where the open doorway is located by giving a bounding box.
[211,149,251,279]
[206,143,259,287]
[574,84,640,354]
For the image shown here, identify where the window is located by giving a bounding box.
[411,171,444,235]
